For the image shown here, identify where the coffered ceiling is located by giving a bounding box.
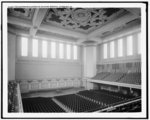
[8,7,141,45]
[8,8,35,20]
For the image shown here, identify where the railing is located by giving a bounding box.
[88,79,141,89]
[8,81,23,112]
[19,78,82,93]
[94,97,141,112]
[16,84,23,112]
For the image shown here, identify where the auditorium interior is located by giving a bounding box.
[7,7,142,114]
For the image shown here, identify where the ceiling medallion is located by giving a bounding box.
[71,9,91,25]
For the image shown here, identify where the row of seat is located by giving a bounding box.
[106,100,141,112]
[102,73,125,82]
[130,62,141,73]
[119,73,141,84]
[92,72,110,80]
[22,97,65,112]
[98,89,134,99]
[92,72,141,85]
[97,62,141,73]
[55,94,103,112]
[55,90,139,112]
[22,90,140,112]
[77,90,134,107]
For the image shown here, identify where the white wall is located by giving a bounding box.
[8,32,16,81]
[7,32,82,83]
[97,27,141,65]
[83,45,97,78]
[14,34,83,80]
[87,82,94,90]
[16,61,82,80]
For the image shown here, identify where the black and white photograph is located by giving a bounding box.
[1,1,148,119]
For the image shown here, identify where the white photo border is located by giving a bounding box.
[1,1,148,119]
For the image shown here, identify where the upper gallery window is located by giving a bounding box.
[73,45,78,60]
[21,37,28,56]
[118,38,123,57]
[110,41,115,58]
[127,35,133,56]
[59,43,64,59]
[66,44,71,59]
[32,39,38,57]
[103,43,108,59]
[20,37,80,61]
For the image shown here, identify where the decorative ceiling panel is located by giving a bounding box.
[100,18,141,38]
[8,8,35,20]
[43,8,127,33]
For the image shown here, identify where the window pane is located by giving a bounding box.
[42,41,47,58]
[73,45,78,60]
[138,32,141,54]
[59,43,64,59]
[127,35,133,56]
[32,39,38,57]
[110,41,114,58]
[51,42,56,58]
[21,37,28,56]
[103,43,107,59]
[66,44,71,59]
[118,38,123,57]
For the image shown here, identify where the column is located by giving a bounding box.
[83,45,97,78]
[8,33,16,81]
[133,33,138,56]
[115,39,118,58]
[56,41,59,60]
[28,37,32,58]
[107,42,110,59]
[64,43,67,60]
[123,37,127,57]
[48,41,51,59]
[38,40,42,59]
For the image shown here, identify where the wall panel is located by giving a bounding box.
[16,61,82,80]
[8,33,16,81]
